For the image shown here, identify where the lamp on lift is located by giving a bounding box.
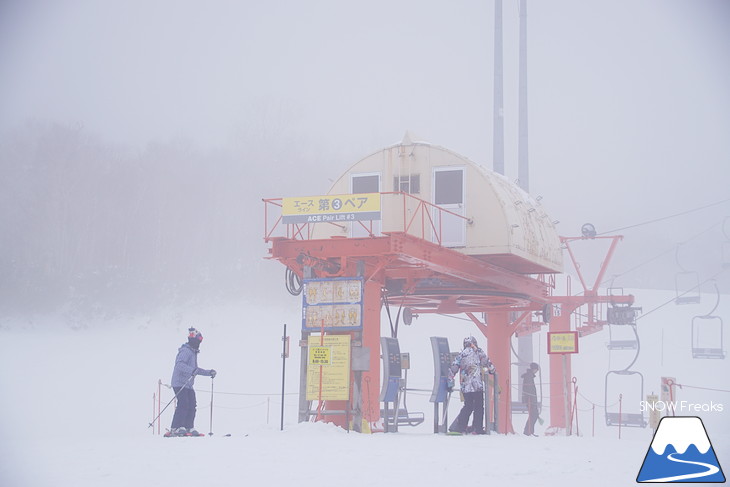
[581,223,597,238]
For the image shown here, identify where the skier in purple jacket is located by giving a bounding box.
[169,327,216,436]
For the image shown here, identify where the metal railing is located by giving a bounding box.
[263,192,472,246]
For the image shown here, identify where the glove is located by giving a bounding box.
[210,369,217,378]
[446,379,454,393]
[487,363,496,375]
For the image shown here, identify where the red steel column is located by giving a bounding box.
[485,311,514,434]
[361,278,382,427]
[326,278,381,429]
[548,307,572,431]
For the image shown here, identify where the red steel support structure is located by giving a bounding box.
[546,235,634,433]
[263,194,633,434]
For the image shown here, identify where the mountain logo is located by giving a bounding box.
[637,416,726,483]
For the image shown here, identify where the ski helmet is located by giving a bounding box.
[463,336,477,348]
[188,327,203,342]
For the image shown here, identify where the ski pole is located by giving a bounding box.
[148,374,194,429]
[208,376,214,436]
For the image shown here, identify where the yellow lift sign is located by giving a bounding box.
[306,335,351,401]
[309,346,331,366]
[547,331,579,354]
[282,193,381,224]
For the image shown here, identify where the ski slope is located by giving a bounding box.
[0,289,728,486]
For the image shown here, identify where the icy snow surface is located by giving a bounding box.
[0,289,728,487]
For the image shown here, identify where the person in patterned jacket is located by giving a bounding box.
[169,327,217,436]
[447,336,495,434]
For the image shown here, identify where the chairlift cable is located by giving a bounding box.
[701,280,720,318]
[598,221,721,287]
[673,383,730,394]
[597,197,730,236]
[636,269,727,322]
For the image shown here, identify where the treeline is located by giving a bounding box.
[0,122,332,318]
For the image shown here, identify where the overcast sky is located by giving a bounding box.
[1,0,729,290]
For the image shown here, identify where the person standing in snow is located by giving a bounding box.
[522,362,540,437]
[447,336,495,434]
[169,327,216,436]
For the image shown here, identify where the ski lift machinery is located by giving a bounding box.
[606,289,639,351]
[604,302,647,427]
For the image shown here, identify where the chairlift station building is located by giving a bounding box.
[264,134,635,434]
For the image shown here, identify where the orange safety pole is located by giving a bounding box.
[570,377,579,436]
[667,379,676,417]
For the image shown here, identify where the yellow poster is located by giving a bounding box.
[281,193,381,224]
[548,331,579,354]
[306,334,351,401]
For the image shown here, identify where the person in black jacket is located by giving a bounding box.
[522,362,540,436]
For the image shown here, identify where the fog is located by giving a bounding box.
[1,0,729,318]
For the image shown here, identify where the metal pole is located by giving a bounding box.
[152,393,155,435]
[484,371,491,435]
[493,0,504,175]
[563,354,570,435]
[619,393,623,439]
[157,379,162,435]
[493,371,499,434]
[208,377,214,436]
[281,323,287,431]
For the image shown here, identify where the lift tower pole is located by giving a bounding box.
[493,0,504,175]
[516,0,535,415]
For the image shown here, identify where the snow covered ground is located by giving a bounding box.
[1,288,728,486]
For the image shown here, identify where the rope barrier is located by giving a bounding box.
[674,383,730,393]
[159,382,298,396]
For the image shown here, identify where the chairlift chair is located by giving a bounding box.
[692,315,726,359]
[606,324,638,350]
[604,370,647,428]
[675,271,701,305]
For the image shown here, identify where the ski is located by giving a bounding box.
[163,429,205,437]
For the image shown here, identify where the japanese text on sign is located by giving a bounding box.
[547,331,579,354]
[281,193,381,224]
[306,335,351,401]
[309,346,331,366]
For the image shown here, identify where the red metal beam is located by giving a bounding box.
[269,232,550,306]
